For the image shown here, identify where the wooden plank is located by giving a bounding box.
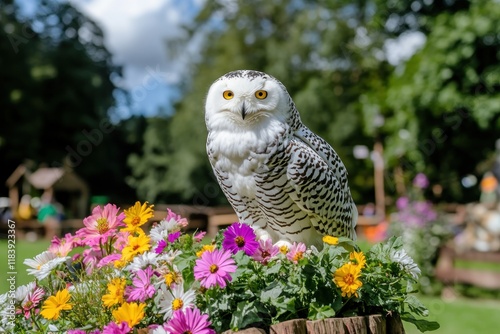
[386,314,405,334]
[451,268,500,289]
[367,315,386,334]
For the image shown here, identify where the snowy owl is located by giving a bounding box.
[205,70,357,248]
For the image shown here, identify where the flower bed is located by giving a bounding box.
[2,202,439,333]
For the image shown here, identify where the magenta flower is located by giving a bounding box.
[20,285,44,318]
[166,307,215,334]
[76,204,125,247]
[102,321,131,334]
[252,239,279,264]
[168,231,181,243]
[155,240,167,254]
[413,173,429,189]
[222,223,258,256]
[286,242,307,264]
[125,267,156,302]
[194,249,237,288]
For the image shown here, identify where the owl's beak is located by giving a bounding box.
[241,101,247,120]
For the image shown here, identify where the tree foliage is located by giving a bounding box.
[0,0,139,202]
[129,0,389,204]
[363,0,500,201]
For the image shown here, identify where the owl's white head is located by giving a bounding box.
[205,70,298,132]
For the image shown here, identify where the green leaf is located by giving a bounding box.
[260,281,283,302]
[405,295,429,317]
[230,301,262,330]
[402,314,440,332]
[308,303,336,320]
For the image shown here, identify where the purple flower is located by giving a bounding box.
[413,173,429,189]
[194,249,237,289]
[125,267,156,302]
[102,321,131,334]
[155,240,167,254]
[166,308,215,334]
[222,223,258,256]
[168,231,181,243]
[252,239,279,264]
[396,197,409,210]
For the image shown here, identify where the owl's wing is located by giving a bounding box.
[286,126,357,238]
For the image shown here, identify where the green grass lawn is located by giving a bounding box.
[405,295,500,334]
[0,238,51,294]
[1,240,500,333]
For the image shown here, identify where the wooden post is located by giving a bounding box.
[373,140,385,218]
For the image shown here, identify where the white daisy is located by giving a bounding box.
[14,282,36,302]
[24,251,68,280]
[391,249,421,280]
[158,284,196,320]
[150,218,180,242]
[124,251,158,272]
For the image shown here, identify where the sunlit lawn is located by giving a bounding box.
[1,239,500,333]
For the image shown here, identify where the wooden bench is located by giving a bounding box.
[435,243,500,296]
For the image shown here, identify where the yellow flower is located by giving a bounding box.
[123,201,154,235]
[40,289,72,320]
[112,302,146,328]
[102,278,126,308]
[196,244,215,257]
[279,245,289,254]
[121,234,151,262]
[322,235,339,245]
[164,271,182,288]
[350,251,367,269]
[333,262,363,298]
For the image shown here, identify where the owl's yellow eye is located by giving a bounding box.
[223,90,234,100]
[255,90,268,99]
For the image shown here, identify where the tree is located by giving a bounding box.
[129,0,391,205]
[0,0,137,204]
[363,0,500,202]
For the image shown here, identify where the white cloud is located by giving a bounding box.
[69,0,203,117]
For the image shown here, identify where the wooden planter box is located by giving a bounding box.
[222,314,405,334]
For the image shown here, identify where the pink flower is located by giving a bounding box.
[114,231,131,251]
[286,242,307,264]
[20,285,44,318]
[82,248,104,275]
[166,209,188,228]
[251,239,279,264]
[194,231,206,242]
[48,233,75,257]
[166,308,215,334]
[125,267,156,302]
[194,249,236,289]
[222,223,258,256]
[76,204,125,247]
[102,321,131,334]
[97,254,122,268]
[155,240,167,254]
